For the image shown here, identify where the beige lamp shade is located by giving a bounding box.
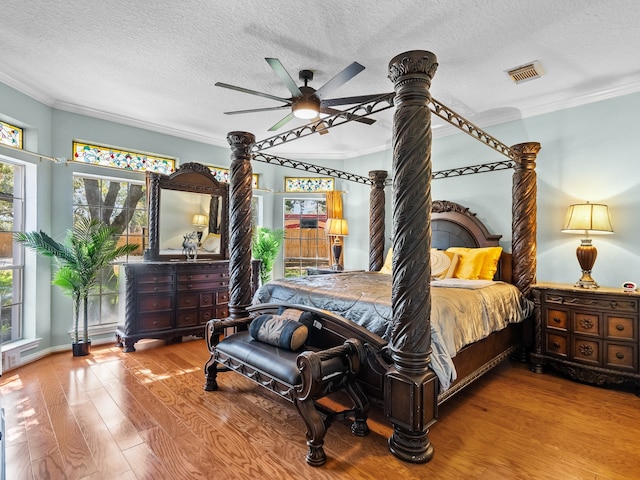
[561,203,613,235]
[326,218,349,236]
[192,214,208,227]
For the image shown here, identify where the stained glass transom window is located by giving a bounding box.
[0,121,23,149]
[209,166,259,189]
[72,141,175,174]
[285,177,334,193]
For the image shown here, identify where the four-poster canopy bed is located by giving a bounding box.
[203,50,541,465]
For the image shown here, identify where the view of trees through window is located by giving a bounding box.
[73,174,147,327]
[283,198,329,276]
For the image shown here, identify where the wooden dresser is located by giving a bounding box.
[531,282,640,388]
[116,260,230,352]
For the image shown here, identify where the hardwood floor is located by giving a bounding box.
[2,337,639,480]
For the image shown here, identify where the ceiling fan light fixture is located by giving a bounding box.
[292,98,320,119]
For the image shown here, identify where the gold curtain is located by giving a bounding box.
[326,191,343,266]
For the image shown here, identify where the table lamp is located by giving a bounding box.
[561,202,613,288]
[326,218,349,271]
[192,214,208,245]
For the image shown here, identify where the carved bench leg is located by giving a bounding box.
[345,380,370,437]
[203,354,219,391]
[294,397,327,467]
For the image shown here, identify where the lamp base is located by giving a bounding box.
[331,238,343,271]
[575,271,599,289]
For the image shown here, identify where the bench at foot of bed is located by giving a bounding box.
[203,306,370,466]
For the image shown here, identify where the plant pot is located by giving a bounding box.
[72,339,91,357]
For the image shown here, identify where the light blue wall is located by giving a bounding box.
[2,80,639,358]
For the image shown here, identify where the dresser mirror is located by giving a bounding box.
[144,162,229,261]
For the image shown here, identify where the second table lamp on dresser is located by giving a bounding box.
[561,202,613,288]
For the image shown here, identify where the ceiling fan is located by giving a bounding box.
[215,58,383,133]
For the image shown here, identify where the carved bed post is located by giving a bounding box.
[385,50,438,463]
[369,170,388,271]
[143,173,160,260]
[511,142,541,297]
[227,131,255,320]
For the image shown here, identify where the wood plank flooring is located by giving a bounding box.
[2,337,639,479]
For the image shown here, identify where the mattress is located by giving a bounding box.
[253,271,534,390]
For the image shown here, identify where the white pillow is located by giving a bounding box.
[202,233,221,252]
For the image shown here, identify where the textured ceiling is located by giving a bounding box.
[1,0,639,159]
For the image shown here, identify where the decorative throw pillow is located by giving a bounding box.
[477,246,503,280]
[201,233,221,252]
[436,251,460,280]
[430,249,452,278]
[379,247,393,274]
[446,247,485,280]
[249,312,309,350]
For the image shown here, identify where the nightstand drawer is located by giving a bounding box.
[605,316,636,341]
[572,311,601,337]
[545,332,568,357]
[546,309,568,330]
[572,337,601,365]
[605,343,636,370]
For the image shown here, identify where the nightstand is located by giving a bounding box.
[531,282,640,388]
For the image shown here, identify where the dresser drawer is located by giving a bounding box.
[177,279,228,291]
[200,292,214,307]
[137,274,174,284]
[605,315,636,341]
[177,294,198,309]
[137,282,174,294]
[178,271,229,282]
[138,296,172,312]
[546,309,568,331]
[572,311,601,337]
[571,337,601,365]
[176,309,198,327]
[216,290,230,305]
[544,332,568,357]
[138,313,172,332]
[605,343,637,370]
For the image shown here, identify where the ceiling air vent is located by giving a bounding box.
[505,61,544,84]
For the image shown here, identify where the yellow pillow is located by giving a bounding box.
[477,246,503,280]
[379,247,393,274]
[447,247,485,279]
[446,246,503,280]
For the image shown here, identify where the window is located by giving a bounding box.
[72,141,175,174]
[73,174,146,327]
[285,177,334,193]
[0,160,24,343]
[0,121,23,149]
[283,198,329,276]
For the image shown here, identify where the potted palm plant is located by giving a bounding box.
[252,227,285,285]
[14,217,138,356]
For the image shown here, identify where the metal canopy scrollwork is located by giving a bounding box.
[252,152,372,185]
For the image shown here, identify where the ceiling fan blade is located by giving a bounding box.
[215,82,291,103]
[265,58,302,97]
[268,112,295,131]
[321,93,390,107]
[314,62,365,99]
[321,107,376,125]
[223,105,291,115]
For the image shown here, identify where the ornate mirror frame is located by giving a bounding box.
[144,162,229,261]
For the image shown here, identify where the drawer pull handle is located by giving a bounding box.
[616,324,625,331]
[552,342,560,349]
[153,303,159,308]
[552,317,561,323]
[187,284,193,289]
[610,301,618,309]
[616,352,624,359]
[578,344,594,356]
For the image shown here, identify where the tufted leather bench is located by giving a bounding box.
[203,303,371,466]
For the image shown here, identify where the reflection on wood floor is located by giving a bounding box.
[2,337,639,479]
